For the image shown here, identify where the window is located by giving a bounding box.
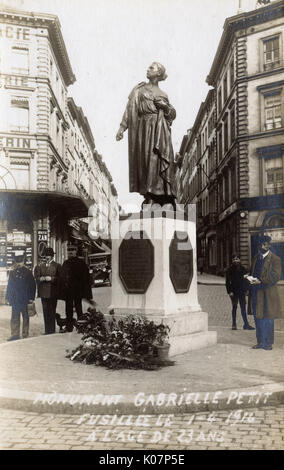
[9,97,29,132]
[230,107,235,143]
[264,93,282,130]
[230,59,234,90]
[231,164,236,201]
[224,170,229,207]
[224,117,228,153]
[218,88,222,115]
[218,127,222,162]
[263,36,280,70]
[223,74,228,102]
[10,163,30,190]
[11,47,29,74]
[265,157,283,195]
[56,115,60,135]
[209,238,217,266]
[197,136,201,160]
[218,179,224,211]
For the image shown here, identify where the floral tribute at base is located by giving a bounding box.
[66,308,174,370]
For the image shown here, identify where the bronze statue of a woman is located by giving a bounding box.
[116,62,177,207]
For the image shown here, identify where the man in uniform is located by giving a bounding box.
[6,253,36,341]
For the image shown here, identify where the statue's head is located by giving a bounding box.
[147,62,168,81]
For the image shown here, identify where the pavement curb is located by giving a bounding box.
[197,281,225,286]
[1,382,284,416]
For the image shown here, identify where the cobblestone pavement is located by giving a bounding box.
[200,284,284,330]
[0,405,284,450]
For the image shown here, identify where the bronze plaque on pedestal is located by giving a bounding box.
[119,231,154,294]
[169,231,193,293]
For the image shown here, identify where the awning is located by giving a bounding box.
[68,223,111,254]
[0,190,92,219]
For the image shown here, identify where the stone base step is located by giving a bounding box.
[169,330,217,357]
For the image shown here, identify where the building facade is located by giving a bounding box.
[0,6,118,301]
[177,0,284,276]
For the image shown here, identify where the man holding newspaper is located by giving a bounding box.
[245,235,283,350]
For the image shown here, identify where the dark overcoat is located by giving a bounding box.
[248,251,283,319]
[225,264,249,295]
[34,261,62,299]
[6,265,36,309]
[61,257,92,300]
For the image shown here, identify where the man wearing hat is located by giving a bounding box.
[61,245,93,332]
[246,235,283,350]
[226,254,254,330]
[34,247,62,335]
[5,253,36,341]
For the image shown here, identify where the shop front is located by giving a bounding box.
[250,211,284,280]
[0,190,91,303]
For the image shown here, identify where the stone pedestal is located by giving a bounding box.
[109,209,217,357]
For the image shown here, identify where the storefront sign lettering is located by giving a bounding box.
[37,230,48,260]
[0,24,30,41]
[264,230,284,243]
[0,135,31,149]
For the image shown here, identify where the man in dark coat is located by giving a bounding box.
[34,247,62,335]
[5,253,36,341]
[226,254,254,330]
[61,245,93,332]
[246,235,283,350]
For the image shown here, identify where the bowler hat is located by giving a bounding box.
[44,247,55,257]
[14,254,25,263]
[258,235,271,244]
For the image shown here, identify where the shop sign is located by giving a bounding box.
[37,229,48,259]
[0,24,30,41]
[0,232,6,268]
[12,231,25,246]
[6,230,32,267]
[218,202,238,222]
[0,134,32,149]
[264,230,284,243]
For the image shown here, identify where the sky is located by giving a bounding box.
[3,0,259,210]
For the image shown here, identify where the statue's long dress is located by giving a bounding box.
[120,83,176,198]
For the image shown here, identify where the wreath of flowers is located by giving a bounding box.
[66,308,173,370]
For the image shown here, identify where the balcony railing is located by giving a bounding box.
[264,120,282,131]
[263,60,283,71]
[265,185,284,195]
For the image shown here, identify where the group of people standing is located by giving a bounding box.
[5,245,93,341]
[5,235,283,351]
[226,235,283,350]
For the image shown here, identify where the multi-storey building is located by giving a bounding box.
[0,5,119,301]
[177,0,284,277]
[177,89,217,273]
